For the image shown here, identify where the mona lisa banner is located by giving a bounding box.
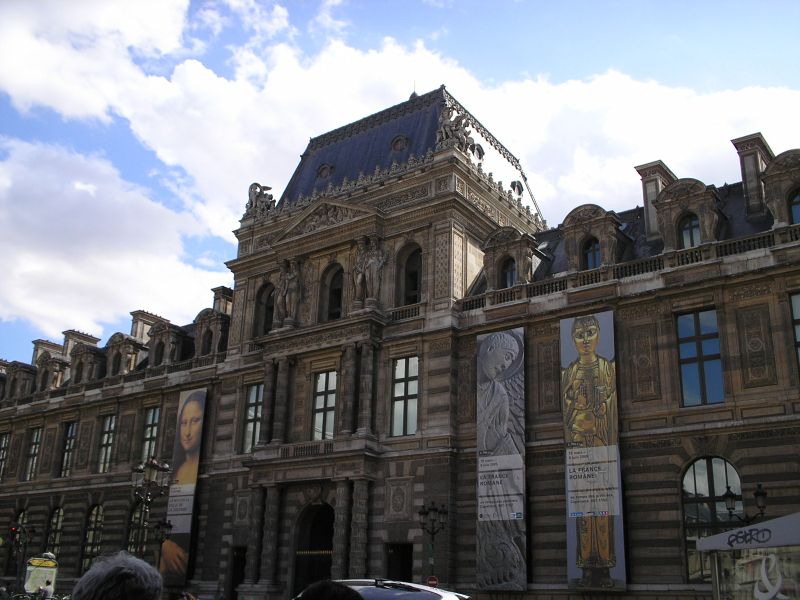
[160,388,207,586]
[560,311,627,591]
[475,327,527,590]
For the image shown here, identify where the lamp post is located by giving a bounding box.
[723,483,767,523]
[154,518,173,568]
[418,501,447,581]
[9,522,31,592]
[132,456,171,560]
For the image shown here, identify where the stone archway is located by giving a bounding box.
[292,503,335,595]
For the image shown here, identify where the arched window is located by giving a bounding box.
[253,284,275,337]
[397,247,422,306]
[201,329,214,356]
[682,457,741,582]
[73,362,84,384]
[582,237,601,270]
[319,264,344,322]
[127,502,147,556]
[498,257,516,289]
[679,214,701,249]
[789,189,800,224]
[82,504,104,573]
[46,507,65,558]
[111,352,122,376]
[153,342,164,367]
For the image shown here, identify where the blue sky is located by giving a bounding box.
[1,0,799,364]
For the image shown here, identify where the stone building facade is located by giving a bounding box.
[1,87,800,599]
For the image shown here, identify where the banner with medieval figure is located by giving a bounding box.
[160,388,207,586]
[476,328,527,590]
[560,311,627,591]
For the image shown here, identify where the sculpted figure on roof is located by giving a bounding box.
[244,183,275,219]
[436,105,474,153]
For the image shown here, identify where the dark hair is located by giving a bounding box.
[298,580,362,600]
[72,552,162,600]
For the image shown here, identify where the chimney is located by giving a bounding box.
[31,339,64,365]
[129,311,166,343]
[731,133,774,218]
[213,286,234,315]
[62,330,100,358]
[634,160,677,239]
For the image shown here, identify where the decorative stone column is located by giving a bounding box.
[356,343,373,435]
[331,479,352,579]
[339,344,357,435]
[271,358,290,444]
[258,359,275,445]
[244,486,265,583]
[349,479,369,577]
[258,485,281,587]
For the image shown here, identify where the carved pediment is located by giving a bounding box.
[562,204,605,227]
[656,178,707,204]
[764,149,800,177]
[279,202,373,240]
[483,226,523,250]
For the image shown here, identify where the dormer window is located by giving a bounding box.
[39,369,49,391]
[391,135,409,152]
[679,214,701,249]
[73,362,84,384]
[201,330,213,356]
[790,189,800,224]
[111,352,122,376]
[153,342,164,367]
[499,257,516,289]
[582,237,601,270]
[316,164,333,180]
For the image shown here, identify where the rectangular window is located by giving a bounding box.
[243,384,264,453]
[312,371,337,440]
[0,432,9,481]
[97,415,116,473]
[677,309,724,407]
[141,407,161,462]
[60,421,78,478]
[791,294,800,368]
[24,427,42,481]
[391,356,419,436]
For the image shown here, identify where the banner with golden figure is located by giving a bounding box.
[476,328,527,591]
[160,388,207,586]
[560,312,627,591]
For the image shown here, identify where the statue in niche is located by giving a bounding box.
[284,259,302,324]
[272,260,289,329]
[364,236,387,300]
[352,237,368,303]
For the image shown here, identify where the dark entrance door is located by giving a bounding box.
[229,546,247,600]
[386,543,413,581]
[292,504,334,596]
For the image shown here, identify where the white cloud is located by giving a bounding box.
[0,138,228,341]
[310,0,348,37]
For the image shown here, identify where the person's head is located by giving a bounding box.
[45,580,51,586]
[179,392,205,454]
[297,580,361,600]
[571,315,600,358]
[72,552,162,600]
[480,332,519,380]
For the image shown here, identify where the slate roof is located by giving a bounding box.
[278,87,446,207]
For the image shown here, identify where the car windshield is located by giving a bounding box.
[348,584,442,600]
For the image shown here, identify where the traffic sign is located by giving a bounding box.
[426,576,439,588]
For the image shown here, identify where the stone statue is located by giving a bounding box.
[364,237,387,300]
[352,237,368,303]
[272,260,288,329]
[284,259,302,324]
[245,183,276,219]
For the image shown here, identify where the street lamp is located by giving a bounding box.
[9,522,32,592]
[723,483,767,522]
[418,501,447,579]
[154,518,173,568]
[132,456,171,559]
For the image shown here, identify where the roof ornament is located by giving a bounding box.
[436,104,475,153]
[244,183,275,219]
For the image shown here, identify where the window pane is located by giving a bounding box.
[394,360,406,379]
[324,414,334,439]
[409,356,418,377]
[392,402,404,436]
[677,314,695,338]
[794,324,800,341]
[313,413,324,440]
[315,395,325,410]
[394,382,404,397]
[701,339,719,355]
[681,363,701,407]
[684,502,699,522]
[712,458,730,497]
[698,310,718,335]
[408,379,418,396]
[792,293,800,318]
[316,375,325,392]
[407,398,417,434]
[694,460,708,496]
[328,371,337,389]
[679,342,697,359]
[682,468,697,496]
[704,360,724,404]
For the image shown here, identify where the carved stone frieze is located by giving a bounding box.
[619,303,666,321]
[293,204,364,236]
[729,427,800,441]
[736,305,777,388]
[434,232,450,298]
[258,323,373,357]
[375,184,430,211]
[384,477,413,521]
[730,282,773,302]
[626,323,661,400]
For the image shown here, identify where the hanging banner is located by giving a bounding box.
[160,388,207,586]
[560,311,627,591]
[475,328,527,591]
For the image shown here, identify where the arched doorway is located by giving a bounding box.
[292,503,334,595]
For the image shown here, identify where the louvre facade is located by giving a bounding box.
[2,86,800,599]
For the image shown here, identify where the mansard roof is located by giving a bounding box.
[278,85,527,209]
